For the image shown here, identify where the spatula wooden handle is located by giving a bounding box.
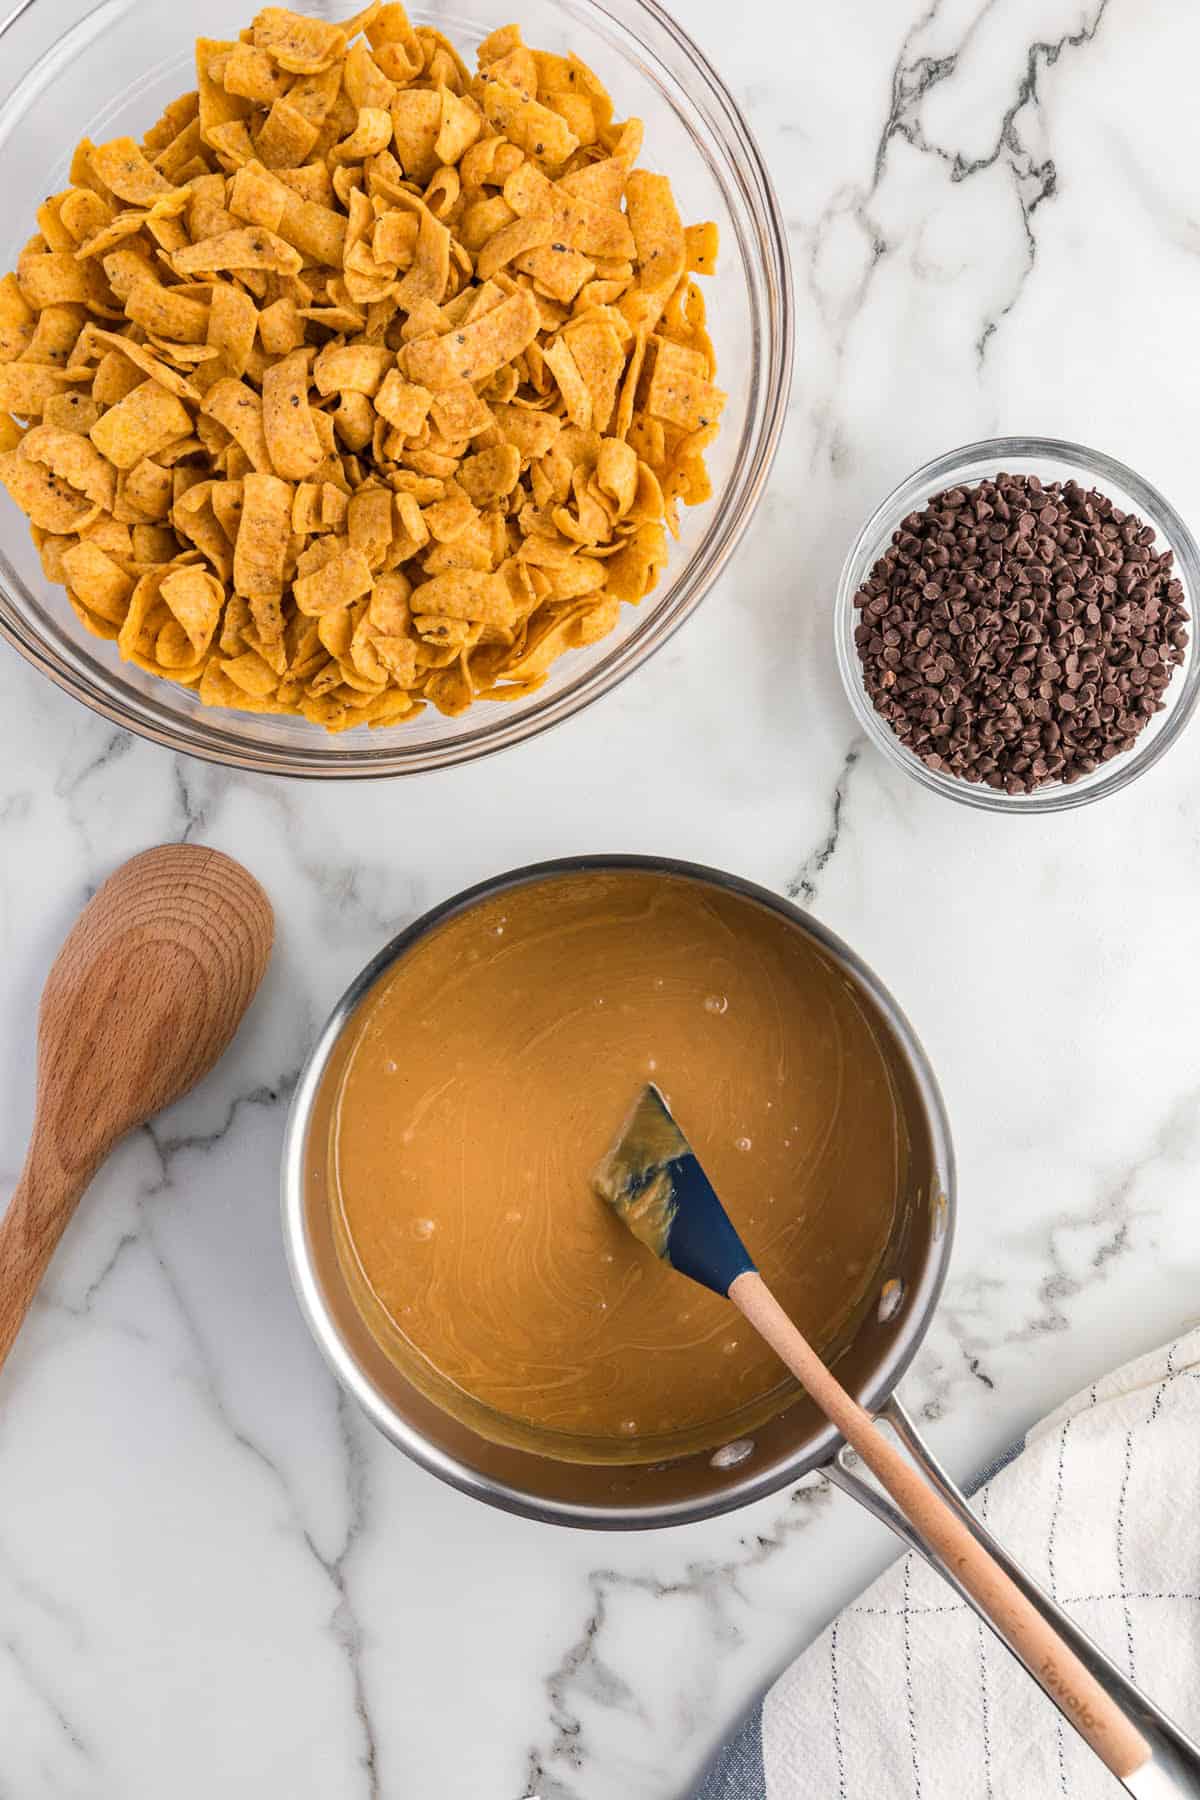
[730,1270,1152,1782]
[0,1146,94,1370]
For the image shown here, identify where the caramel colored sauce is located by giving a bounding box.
[329,872,904,1461]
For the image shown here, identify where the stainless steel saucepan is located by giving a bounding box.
[281,856,1200,1796]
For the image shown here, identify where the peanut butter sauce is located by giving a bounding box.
[328,871,904,1462]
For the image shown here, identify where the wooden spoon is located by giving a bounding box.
[0,844,273,1371]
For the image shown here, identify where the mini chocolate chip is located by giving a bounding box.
[853,471,1188,793]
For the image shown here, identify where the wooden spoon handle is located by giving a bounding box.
[0,1146,93,1370]
[730,1270,1152,1782]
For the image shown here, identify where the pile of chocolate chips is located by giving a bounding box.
[853,473,1190,793]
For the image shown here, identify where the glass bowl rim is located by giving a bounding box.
[0,0,794,779]
[834,434,1200,815]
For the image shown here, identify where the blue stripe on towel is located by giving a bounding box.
[691,1697,766,1799]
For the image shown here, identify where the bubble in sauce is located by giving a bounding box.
[722,1337,740,1356]
[735,1135,752,1153]
[412,1218,435,1241]
[619,1419,639,1436]
[504,1208,522,1225]
[704,993,728,1015]
[385,1058,398,1075]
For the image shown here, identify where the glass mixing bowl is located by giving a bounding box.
[0,0,791,776]
[835,438,1200,813]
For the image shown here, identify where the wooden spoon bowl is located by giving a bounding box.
[0,844,273,1370]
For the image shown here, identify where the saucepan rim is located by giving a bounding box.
[280,856,957,1528]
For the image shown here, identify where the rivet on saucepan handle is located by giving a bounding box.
[710,1439,755,1470]
[878,1277,905,1322]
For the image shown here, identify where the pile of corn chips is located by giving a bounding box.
[0,4,724,731]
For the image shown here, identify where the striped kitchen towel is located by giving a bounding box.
[694,1327,1200,1798]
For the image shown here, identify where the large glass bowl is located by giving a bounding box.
[835,438,1200,814]
[0,0,791,777]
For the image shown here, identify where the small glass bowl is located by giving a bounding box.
[834,438,1200,813]
[0,0,791,778]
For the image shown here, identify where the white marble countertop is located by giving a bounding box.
[3,0,1200,1794]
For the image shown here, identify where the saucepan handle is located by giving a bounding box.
[827,1393,1200,1798]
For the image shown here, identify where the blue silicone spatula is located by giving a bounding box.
[593,1084,1154,1789]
